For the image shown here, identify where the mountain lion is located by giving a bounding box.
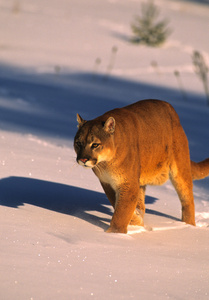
[74,100,209,233]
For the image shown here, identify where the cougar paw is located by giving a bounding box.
[129,213,144,226]
[106,226,127,234]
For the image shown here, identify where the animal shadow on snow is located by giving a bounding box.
[0,176,179,231]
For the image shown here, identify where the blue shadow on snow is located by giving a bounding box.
[0,176,181,230]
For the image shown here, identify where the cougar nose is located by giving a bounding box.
[80,158,88,163]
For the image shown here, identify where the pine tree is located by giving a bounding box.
[131,1,171,47]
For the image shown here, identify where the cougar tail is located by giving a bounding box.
[191,158,209,180]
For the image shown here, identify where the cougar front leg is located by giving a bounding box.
[106,184,139,233]
[129,185,146,226]
[100,181,116,208]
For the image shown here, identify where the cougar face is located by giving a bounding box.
[74,116,115,169]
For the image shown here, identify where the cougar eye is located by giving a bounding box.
[91,143,100,149]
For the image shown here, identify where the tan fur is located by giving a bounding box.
[74,100,209,233]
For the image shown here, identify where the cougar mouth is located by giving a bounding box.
[77,158,97,168]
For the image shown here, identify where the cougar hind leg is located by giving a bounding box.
[169,121,196,226]
[170,164,195,226]
[129,185,146,226]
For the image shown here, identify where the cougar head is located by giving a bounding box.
[74,114,115,168]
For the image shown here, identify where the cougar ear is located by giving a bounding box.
[104,117,115,134]
[76,114,86,128]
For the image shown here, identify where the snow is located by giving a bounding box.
[0,0,209,299]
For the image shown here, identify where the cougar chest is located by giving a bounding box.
[93,166,119,191]
[99,170,117,189]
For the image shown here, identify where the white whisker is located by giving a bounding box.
[70,161,78,170]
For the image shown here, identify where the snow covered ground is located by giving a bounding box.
[0,0,209,299]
